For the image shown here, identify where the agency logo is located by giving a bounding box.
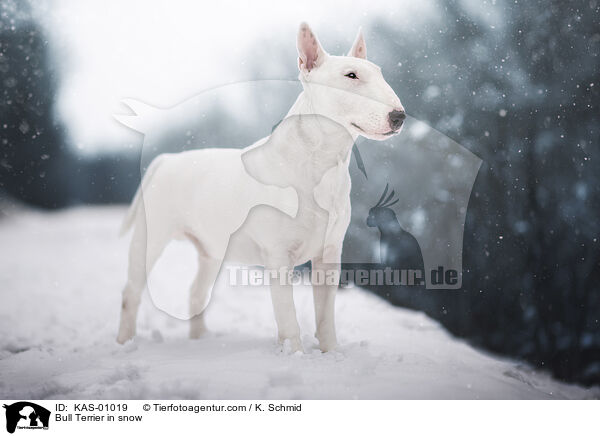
[113,79,481,320]
[367,183,423,271]
[3,402,50,434]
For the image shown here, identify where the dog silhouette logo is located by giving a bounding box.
[3,402,50,433]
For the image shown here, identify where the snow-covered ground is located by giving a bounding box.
[0,206,597,399]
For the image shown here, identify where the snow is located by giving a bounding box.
[0,206,597,400]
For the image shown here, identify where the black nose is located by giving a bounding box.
[388,110,406,131]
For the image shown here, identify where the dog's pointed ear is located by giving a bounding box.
[348,27,367,59]
[297,22,327,72]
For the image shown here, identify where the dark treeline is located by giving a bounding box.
[0,2,139,207]
[363,0,600,385]
[1,0,598,385]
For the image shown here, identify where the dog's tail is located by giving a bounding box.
[119,154,168,236]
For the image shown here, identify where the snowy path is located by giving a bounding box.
[0,206,597,399]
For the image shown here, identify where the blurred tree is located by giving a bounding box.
[368,0,600,385]
[0,0,71,207]
[0,1,139,208]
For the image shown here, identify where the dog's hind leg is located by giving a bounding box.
[187,233,224,339]
[117,218,170,344]
[188,256,223,339]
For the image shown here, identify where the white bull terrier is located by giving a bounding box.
[117,22,405,352]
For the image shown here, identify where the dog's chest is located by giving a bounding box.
[227,162,351,267]
[286,162,352,262]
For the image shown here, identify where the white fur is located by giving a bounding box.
[116,23,404,352]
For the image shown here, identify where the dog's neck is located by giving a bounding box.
[285,90,359,144]
[284,90,356,168]
[242,92,355,190]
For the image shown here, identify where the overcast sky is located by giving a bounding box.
[31,0,443,151]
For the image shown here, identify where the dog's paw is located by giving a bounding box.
[116,321,136,344]
[281,337,304,354]
[316,333,338,352]
[189,316,208,339]
[318,340,337,353]
[116,330,134,345]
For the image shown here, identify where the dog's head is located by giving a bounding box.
[297,22,405,141]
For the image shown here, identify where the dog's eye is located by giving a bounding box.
[345,72,358,79]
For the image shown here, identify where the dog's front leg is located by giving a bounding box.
[311,254,340,352]
[269,268,302,352]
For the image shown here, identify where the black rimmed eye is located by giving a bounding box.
[345,72,358,79]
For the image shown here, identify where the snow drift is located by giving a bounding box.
[0,206,597,399]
